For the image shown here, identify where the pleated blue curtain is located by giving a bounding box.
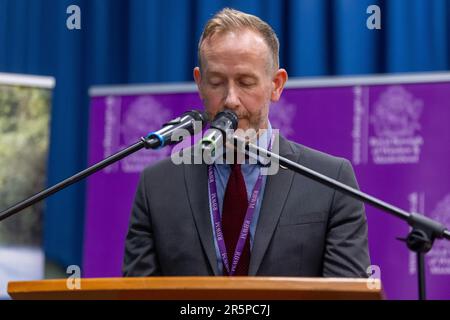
[0,0,448,268]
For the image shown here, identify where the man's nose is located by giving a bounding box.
[223,85,240,110]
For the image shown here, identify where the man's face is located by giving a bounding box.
[194,29,287,132]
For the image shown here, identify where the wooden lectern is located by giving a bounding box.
[8,277,384,300]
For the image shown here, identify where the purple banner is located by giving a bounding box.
[84,75,450,299]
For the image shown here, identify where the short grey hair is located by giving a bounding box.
[198,8,280,71]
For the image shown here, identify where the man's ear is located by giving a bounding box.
[193,67,203,99]
[193,67,202,86]
[271,68,288,102]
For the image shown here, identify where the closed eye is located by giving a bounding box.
[240,81,256,87]
[209,82,223,88]
[238,76,258,87]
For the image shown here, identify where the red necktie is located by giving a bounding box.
[221,164,251,276]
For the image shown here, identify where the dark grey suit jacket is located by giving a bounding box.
[123,135,370,277]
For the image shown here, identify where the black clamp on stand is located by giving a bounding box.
[397,212,448,300]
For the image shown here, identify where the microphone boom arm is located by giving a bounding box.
[0,110,207,222]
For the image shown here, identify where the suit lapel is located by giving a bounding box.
[184,162,220,275]
[248,135,300,275]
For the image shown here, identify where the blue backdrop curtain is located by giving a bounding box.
[0,0,449,269]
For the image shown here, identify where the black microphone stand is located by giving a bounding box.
[0,136,161,223]
[234,135,450,300]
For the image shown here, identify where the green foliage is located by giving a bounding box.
[0,86,52,246]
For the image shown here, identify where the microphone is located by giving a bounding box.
[144,110,208,149]
[200,110,239,157]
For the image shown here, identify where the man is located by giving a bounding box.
[123,8,370,277]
